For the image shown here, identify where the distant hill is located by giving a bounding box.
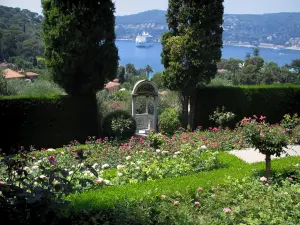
[0,5,44,62]
[116,10,300,46]
[1,5,300,63]
[116,10,167,25]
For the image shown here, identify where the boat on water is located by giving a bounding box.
[136,32,154,48]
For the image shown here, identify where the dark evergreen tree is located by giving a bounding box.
[42,0,119,96]
[253,47,260,57]
[118,66,125,83]
[161,0,224,128]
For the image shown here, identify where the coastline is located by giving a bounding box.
[223,43,300,51]
[116,39,300,51]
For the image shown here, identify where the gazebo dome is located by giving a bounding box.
[132,80,158,97]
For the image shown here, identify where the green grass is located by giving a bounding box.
[67,152,300,212]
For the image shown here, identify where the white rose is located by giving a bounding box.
[117,172,123,176]
[200,145,207,149]
[126,156,132,161]
[102,164,109,169]
[156,149,161,153]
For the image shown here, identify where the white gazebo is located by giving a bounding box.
[132,80,158,134]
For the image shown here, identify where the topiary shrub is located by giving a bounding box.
[159,108,181,136]
[102,110,136,139]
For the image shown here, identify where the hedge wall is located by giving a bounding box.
[0,94,99,153]
[194,85,300,128]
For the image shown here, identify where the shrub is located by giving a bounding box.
[292,125,300,144]
[194,85,300,129]
[209,106,235,129]
[241,116,289,178]
[102,110,136,139]
[159,108,181,135]
[0,95,99,153]
[281,113,300,134]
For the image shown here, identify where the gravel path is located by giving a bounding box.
[229,145,300,163]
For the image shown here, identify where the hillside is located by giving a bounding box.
[0,5,44,63]
[116,10,300,47]
[1,6,300,63]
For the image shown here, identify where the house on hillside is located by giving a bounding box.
[26,72,39,80]
[2,69,25,79]
[104,81,120,94]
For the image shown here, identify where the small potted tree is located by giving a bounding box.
[241,115,289,178]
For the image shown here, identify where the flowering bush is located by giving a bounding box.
[241,115,289,178]
[209,106,235,129]
[281,113,300,134]
[113,145,219,185]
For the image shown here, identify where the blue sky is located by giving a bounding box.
[1,0,300,15]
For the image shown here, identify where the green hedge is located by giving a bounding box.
[0,94,99,153]
[67,153,300,212]
[194,85,300,128]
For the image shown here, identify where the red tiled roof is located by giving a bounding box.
[0,62,8,68]
[26,72,39,76]
[3,69,25,79]
[105,82,120,89]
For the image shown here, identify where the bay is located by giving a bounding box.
[116,40,300,76]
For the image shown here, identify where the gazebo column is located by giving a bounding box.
[146,96,149,114]
[153,95,158,133]
[132,96,136,118]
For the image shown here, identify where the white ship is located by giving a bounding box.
[135,32,154,48]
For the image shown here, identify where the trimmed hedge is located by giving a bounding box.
[67,153,300,212]
[194,85,300,128]
[0,94,99,153]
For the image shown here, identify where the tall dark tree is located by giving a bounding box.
[118,66,125,83]
[161,0,224,129]
[42,0,118,96]
[125,63,137,75]
[253,47,260,57]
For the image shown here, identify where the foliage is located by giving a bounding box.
[209,106,235,128]
[159,108,181,135]
[0,6,44,64]
[145,65,153,80]
[114,145,219,185]
[0,95,99,153]
[208,77,233,87]
[292,125,300,144]
[281,113,300,133]
[151,72,164,89]
[102,110,136,139]
[5,79,65,95]
[194,85,300,129]
[241,116,289,177]
[67,153,300,213]
[117,66,125,84]
[0,146,109,225]
[42,0,118,95]
[162,0,224,128]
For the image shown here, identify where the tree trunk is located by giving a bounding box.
[181,94,189,129]
[265,153,271,179]
[189,94,196,131]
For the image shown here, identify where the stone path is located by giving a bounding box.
[229,145,300,163]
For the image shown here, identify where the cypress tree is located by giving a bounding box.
[42,0,119,96]
[161,0,224,128]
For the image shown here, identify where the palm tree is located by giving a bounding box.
[145,65,153,80]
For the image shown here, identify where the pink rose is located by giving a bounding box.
[260,177,267,182]
[223,208,232,213]
[194,201,200,206]
[197,187,204,191]
[161,195,167,199]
